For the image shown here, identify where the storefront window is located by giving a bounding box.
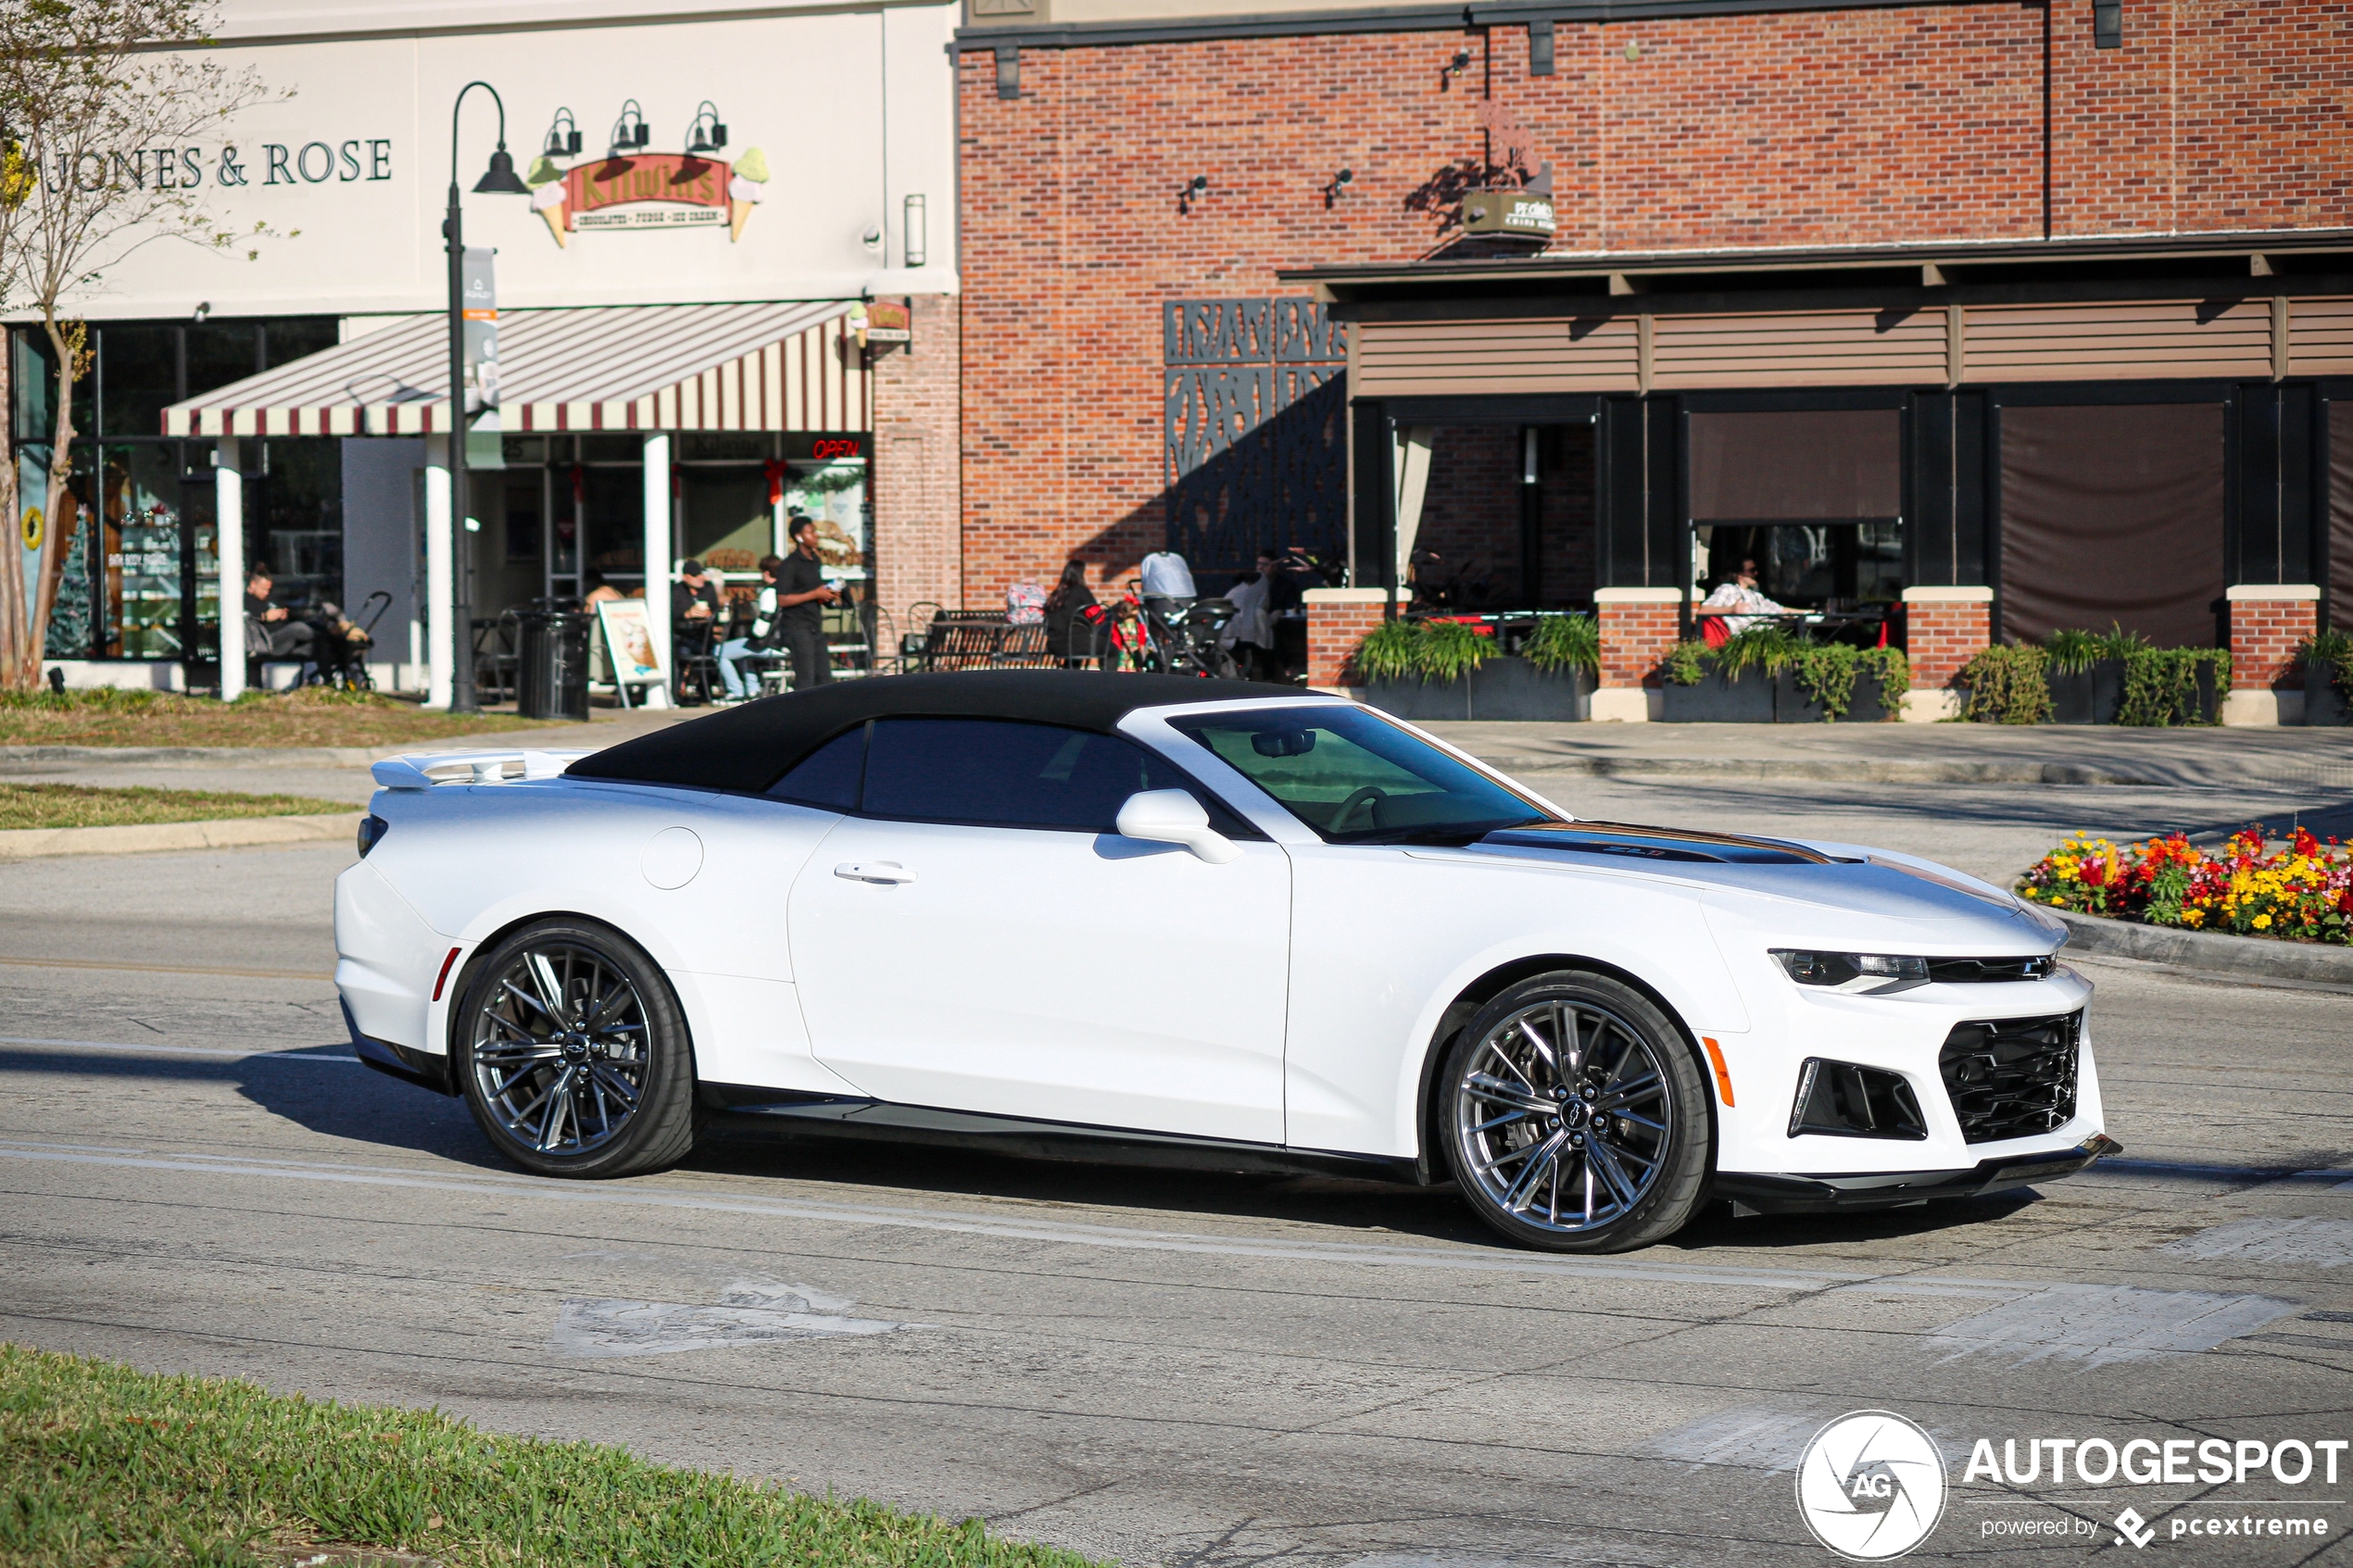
[100,326,180,441]
[681,467,772,570]
[785,458,867,578]
[583,467,644,583]
[184,322,259,399]
[250,439,344,613]
[104,445,187,659]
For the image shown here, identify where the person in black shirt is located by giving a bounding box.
[776,516,838,688]
[243,569,316,663]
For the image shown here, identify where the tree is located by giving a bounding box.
[0,0,278,688]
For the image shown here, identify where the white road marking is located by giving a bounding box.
[1642,1399,1838,1472]
[0,1136,2038,1298]
[2162,1217,2353,1268]
[1929,1284,2300,1367]
[552,1280,912,1358]
[0,1035,358,1064]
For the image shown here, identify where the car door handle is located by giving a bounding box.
[834,860,915,885]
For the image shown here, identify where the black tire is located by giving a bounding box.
[453,917,698,1179]
[1441,969,1711,1253]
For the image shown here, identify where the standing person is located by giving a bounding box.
[1220,550,1277,679]
[776,515,839,689]
[714,555,786,702]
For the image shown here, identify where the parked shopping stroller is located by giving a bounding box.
[301,591,393,691]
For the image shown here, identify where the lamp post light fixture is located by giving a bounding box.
[444,80,531,715]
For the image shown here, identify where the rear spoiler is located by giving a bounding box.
[370,749,596,791]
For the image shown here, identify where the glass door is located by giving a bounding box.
[104,445,187,660]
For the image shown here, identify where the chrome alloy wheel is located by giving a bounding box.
[467,941,650,1157]
[1452,998,1675,1234]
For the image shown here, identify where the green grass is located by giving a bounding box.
[0,784,355,832]
[0,1345,1107,1568]
[0,688,554,749]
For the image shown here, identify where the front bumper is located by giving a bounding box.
[1711,1134,2122,1214]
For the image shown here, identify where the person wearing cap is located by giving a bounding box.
[671,559,724,690]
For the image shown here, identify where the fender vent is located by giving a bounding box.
[1940,1011,2081,1144]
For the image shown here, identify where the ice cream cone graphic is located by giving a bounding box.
[527,155,568,247]
[728,147,768,243]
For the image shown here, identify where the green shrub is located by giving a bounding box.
[1862,646,1912,709]
[2116,647,2229,727]
[2299,628,2353,694]
[1784,644,1913,721]
[1521,612,1600,676]
[1711,624,1801,681]
[1352,618,1422,683]
[1960,644,2051,723]
[2094,622,2154,661]
[1661,639,1709,686]
[2044,628,2102,674]
[1350,618,1500,683]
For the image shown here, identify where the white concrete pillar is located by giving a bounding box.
[424,434,454,709]
[642,432,672,677]
[214,437,245,701]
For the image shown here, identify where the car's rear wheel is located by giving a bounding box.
[1442,970,1710,1252]
[454,918,697,1179]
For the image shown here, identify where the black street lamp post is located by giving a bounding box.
[445,81,530,713]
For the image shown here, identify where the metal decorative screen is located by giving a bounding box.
[1164,298,1346,578]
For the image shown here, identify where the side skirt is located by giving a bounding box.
[697,1081,1430,1185]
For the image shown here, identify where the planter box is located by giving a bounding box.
[2048,659,2126,725]
[2307,666,2353,726]
[1466,659,1592,720]
[1362,674,1470,721]
[1661,671,1775,722]
[1363,658,1593,721]
[1773,670,1891,723]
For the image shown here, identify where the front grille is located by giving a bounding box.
[1939,1011,2081,1144]
[1926,955,2057,984]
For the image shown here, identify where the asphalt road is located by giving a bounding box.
[4,786,2351,1566]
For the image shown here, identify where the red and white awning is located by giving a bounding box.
[160,300,869,437]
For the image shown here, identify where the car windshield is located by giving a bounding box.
[1168,706,1559,845]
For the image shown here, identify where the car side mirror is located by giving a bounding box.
[1115,788,1241,865]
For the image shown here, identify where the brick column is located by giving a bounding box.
[1899,585,1993,722]
[871,294,963,633]
[1592,587,1682,722]
[1303,588,1398,692]
[2224,583,2321,726]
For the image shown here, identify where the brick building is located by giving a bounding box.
[947,0,2353,719]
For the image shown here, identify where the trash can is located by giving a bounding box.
[515,609,592,721]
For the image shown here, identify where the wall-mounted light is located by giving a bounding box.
[1442,48,1473,88]
[608,99,650,155]
[1179,173,1211,215]
[862,224,883,253]
[543,107,582,158]
[686,101,728,155]
[903,194,927,268]
[1322,168,1353,208]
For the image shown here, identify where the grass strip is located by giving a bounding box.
[0,1344,1105,1568]
[0,784,356,832]
[0,689,552,750]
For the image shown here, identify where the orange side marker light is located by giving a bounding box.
[1701,1036,1735,1107]
[432,947,462,1002]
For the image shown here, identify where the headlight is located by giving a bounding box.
[1771,948,1930,996]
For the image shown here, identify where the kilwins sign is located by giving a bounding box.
[526,146,770,245]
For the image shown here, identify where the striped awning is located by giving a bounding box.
[160,300,870,438]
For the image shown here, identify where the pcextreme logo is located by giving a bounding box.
[1796,1411,1949,1561]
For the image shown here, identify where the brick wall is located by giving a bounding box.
[1594,592,1680,689]
[1303,589,1392,688]
[1901,589,1993,692]
[872,295,964,628]
[2227,587,2322,691]
[958,12,2351,606]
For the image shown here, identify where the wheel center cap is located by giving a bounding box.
[1562,1100,1589,1129]
[560,1033,589,1062]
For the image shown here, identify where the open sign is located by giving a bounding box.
[811,437,862,459]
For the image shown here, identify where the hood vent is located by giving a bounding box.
[1482,822,1832,866]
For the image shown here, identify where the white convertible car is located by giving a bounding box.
[335,671,2115,1253]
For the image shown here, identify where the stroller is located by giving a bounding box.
[294,591,393,691]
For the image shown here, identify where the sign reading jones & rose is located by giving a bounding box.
[38,140,395,191]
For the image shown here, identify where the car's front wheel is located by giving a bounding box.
[1442,970,1711,1252]
[454,917,697,1179]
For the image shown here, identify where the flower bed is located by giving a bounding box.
[2018,828,2353,944]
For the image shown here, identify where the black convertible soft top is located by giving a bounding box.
[566,670,1326,794]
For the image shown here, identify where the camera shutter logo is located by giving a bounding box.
[1795,1411,1948,1560]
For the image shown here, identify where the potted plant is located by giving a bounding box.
[1777,644,1911,722]
[2116,646,2229,726]
[1470,613,1596,720]
[2045,625,2139,724]
[1356,618,1480,720]
[1660,626,1786,721]
[2301,630,2353,727]
[1960,645,2053,724]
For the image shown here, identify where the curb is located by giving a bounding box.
[2046,905,2353,985]
[0,811,365,860]
[1478,755,2164,785]
[0,745,396,768]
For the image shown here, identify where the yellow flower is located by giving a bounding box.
[2254,913,2272,930]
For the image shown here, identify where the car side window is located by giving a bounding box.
[861,718,1234,834]
[766,724,866,810]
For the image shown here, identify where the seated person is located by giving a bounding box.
[243,568,316,663]
[671,559,723,678]
[1700,558,1788,635]
[715,555,786,702]
[1221,550,1277,676]
[1041,561,1098,659]
[581,572,623,608]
